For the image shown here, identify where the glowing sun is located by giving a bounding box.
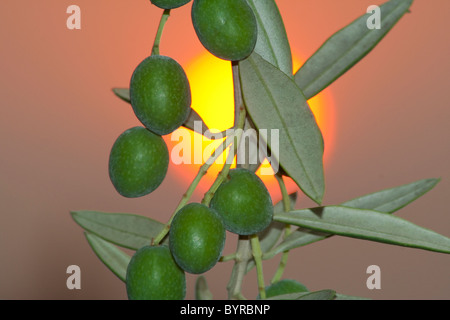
[165,51,335,202]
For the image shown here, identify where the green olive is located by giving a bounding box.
[108,126,169,198]
[151,0,192,9]
[126,245,186,300]
[130,55,191,135]
[169,203,226,274]
[210,168,273,235]
[191,0,257,61]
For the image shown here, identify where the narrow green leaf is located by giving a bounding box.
[265,292,306,300]
[296,289,336,300]
[334,293,371,300]
[195,276,213,300]
[84,232,131,282]
[71,210,167,250]
[294,0,414,99]
[245,0,293,75]
[240,52,325,204]
[266,290,336,300]
[269,178,440,254]
[263,228,330,260]
[274,206,450,254]
[112,88,130,103]
[342,178,440,213]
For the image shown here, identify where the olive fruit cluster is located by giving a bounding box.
[125,169,273,299]
[109,56,191,198]
[122,0,269,300]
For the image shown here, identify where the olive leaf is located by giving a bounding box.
[112,87,131,102]
[239,52,325,205]
[268,178,440,256]
[195,276,213,300]
[111,87,225,138]
[334,293,371,300]
[266,289,336,300]
[294,0,414,99]
[71,210,168,250]
[274,206,450,254]
[265,289,369,300]
[84,232,131,282]
[246,0,293,76]
[341,178,440,213]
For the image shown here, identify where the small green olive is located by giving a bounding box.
[191,0,257,61]
[130,55,191,135]
[151,0,192,9]
[108,126,169,198]
[210,168,273,235]
[169,203,226,274]
[126,245,186,300]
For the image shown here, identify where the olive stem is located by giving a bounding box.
[271,174,293,284]
[219,253,237,262]
[152,134,236,245]
[250,234,266,299]
[201,63,246,206]
[232,61,243,129]
[226,236,252,300]
[151,9,171,56]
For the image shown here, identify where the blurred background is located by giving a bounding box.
[0,0,449,300]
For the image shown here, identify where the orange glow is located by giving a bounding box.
[166,50,335,202]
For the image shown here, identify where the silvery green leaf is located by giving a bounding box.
[84,232,131,282]
[295,0,414,99]
[240,52,325,204]
[246,0,293,75]
[341,178,440,213]
[195,276,213,300]
[270,178,440,254]
[266,289,336,300]
[71,210,167,250]
[274,206,450,254]
[112,88,130,103]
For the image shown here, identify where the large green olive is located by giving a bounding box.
[130,55,191,135]
[210,168,273,235]
[169,203,225,274]
[191,0,257,61]
[108,126,169,198]
[151,0,191,9]
[126,245,186,300]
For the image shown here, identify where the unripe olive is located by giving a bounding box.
[151,0,191,9]
[169,203,226,274]
[108,126,169,198]
[210,168,273,235]
[257,279,309,299]
[130,55,191,135]
[126,245,186,300]
[191,0,257,61]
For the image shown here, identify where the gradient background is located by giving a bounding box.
[1,0,449,300]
